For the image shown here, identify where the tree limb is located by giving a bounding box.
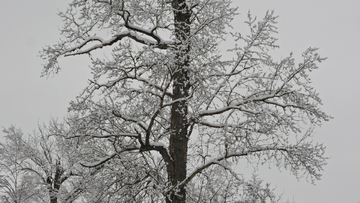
[64,31,171,57]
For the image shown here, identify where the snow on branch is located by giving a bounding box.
[94,75,173,98]
[64,31,171,57]
[80,153,117,168]
[196,120,249,129]
[80,146,139,168]
[140,142,173,164]
[112,110,148,131]
[163,95,192,107]
[198,105,260,117]
[121,75,173,98]
[168,143,326,193]
[65,133,139,139]
[124,21,163,44]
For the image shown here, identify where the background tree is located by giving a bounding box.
[41,0,331,202]
[0,126,45,203]
[0,124,85,203]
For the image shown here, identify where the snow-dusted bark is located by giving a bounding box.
[40,1,331,202]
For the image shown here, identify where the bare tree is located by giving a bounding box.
[40,0,331,202]
[0,125,85,203]
[0,126,45,203]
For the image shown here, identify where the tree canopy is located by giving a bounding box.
[2,0,331,202]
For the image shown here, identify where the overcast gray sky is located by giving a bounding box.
[1,0,359,202]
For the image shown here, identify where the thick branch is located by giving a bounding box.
[140,142,173,164]
[64,31,171,57]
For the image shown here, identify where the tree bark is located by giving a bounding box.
[48,160,66,203]
[47,176,58,203]
[167,1,191,203]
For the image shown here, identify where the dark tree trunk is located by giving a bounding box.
[167,1,191,203]
[48,160,66,203]
[50,195,58,203]
[47,176,58,203]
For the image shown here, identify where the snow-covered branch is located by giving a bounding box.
[198,105,260,117]
[196,120,248,129]
[80,146,139,168]
[112,110,148,131]
[140,142,173,164]
[170,143,326,193]
[65,133,139,139]
[97,75,173,98]
[64,31,171,57]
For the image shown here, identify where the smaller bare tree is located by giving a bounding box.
[0,124,84,203]
[0,126,45,203]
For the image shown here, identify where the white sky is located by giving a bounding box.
[0,0,359,202]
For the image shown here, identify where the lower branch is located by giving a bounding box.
[167,145,291,194]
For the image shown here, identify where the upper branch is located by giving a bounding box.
[97,75,173,98]
[80,147,139,168]
[65,31,170,57]
[112,110,148,131]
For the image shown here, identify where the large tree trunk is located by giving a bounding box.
[167,1,191,203]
